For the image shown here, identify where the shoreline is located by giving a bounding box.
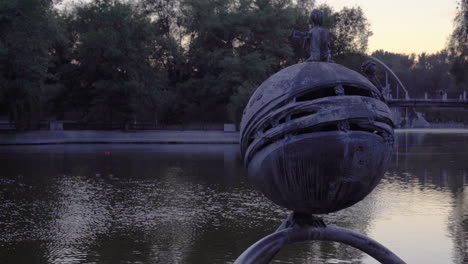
[0,130,239,145]
[1,128,468,145]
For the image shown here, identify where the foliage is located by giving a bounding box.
[227,81,257,122]
[64,0,169,127]
[329,6,372,56]
[371,50,460,98]
[175,1,374,122]
[371,50,417,96]
[0,0,59,129]
[178,0,299,122]
[289,4,372,60]
[448,0,468,87]
[1,0,464,129]
[412,51,459,95]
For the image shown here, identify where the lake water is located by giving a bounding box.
[0,131,467,263]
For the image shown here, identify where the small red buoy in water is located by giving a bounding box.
[105,151,111,155]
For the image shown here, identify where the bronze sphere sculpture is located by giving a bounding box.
[234,9,404,264]
[239,61,395,214]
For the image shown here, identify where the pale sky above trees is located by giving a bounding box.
[323,0,458,54]
[59,0,458,54]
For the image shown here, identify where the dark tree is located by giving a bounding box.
[448,0,468,87]
[0,0,379,128]
[179,0,298,122]
[330,6,372,56]
[64,0,169,128]
[0,0,60,129]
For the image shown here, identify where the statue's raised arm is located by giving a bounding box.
[291,29,310,39]
[291,9,332,62]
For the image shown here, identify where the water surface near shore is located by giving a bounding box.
[0,131,467,263]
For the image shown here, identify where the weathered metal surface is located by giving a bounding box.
[387,98,468,108]
[362,60,383,92]
[233,224,406,264]
[239,61,394,214]
[240,61,384,158]
[236,8,402,263]
[248,131,392,213]
[243,96,393,165]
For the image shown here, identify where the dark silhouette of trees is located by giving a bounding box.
[370,50,459,98]
[448,0,467,87]
[0,0,464,129]
[0,0,61,130]
[62,0,169,128]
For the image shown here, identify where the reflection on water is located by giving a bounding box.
[0,131,467,263]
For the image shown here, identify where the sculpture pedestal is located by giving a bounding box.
[234,213,405,264]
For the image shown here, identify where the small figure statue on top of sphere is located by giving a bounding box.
[291,9,332,62]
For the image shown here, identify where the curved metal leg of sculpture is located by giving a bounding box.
[234,214,406,264]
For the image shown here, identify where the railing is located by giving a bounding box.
[388,98,468,108]
[0,121,231,131]
[366,54,468,109]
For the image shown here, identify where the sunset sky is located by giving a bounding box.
[321,0,458,54]
[59,0,459,55]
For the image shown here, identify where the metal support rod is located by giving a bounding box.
[405,107,408,127]
[234,225,405,264]
[365,55,410,100]
[385,71,388,87]
[397,84,399,99]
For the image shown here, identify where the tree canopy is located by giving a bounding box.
[0,0,465,129]
[0,0,59,129]
[449,0,468,87]
[63,0,169,128]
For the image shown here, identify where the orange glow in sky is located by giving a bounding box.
[321,0,458,54]
[59,0,458,55]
